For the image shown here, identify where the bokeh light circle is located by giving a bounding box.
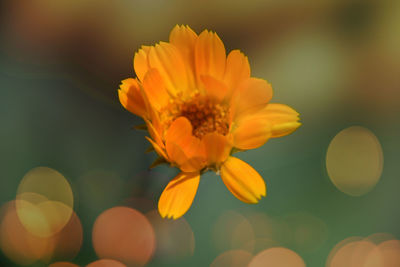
[146,210,195,262]
[326,236,363,265]
[210,250,253,267]
[44,211,83,263]
[17,167,73,208]
[365,232,396,245]
[49,262,79,267]
[0,201,53,265]
[327,240,377,267]
[377,240,400,267]
[248,247,306,267]
[326,236,400,267]
[0,199,83,265]
[87,259,127,267]
[16,167,74,237]
[284,212,329,253]
[92,207,155,267]
[326,126,383,196]
[244,212,290,252]
[212,210,255,252]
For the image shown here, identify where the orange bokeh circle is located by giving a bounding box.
[248,247,305,267]
[87,259,127,267]
[92,207,155,267]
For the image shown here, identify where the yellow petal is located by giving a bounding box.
[180,157,206,173]
[201,75,230,102]
[166,143,205,172]
[195,30,226,81]
[224,50,250,90]
[170,25,198,57]
[220,157,266,203]
[201,133,231,165]
[118,78,147,118]
[145,119,164,149]
[165,117,192,147]
[158,172,200,219]
[233,114,272,150]
[234,78,273,115]
[148,107,163,137]
[134,46,151,82]
[169,25,198,89]
[145,136,168,160]
[142,68,170,110]
[148,42,188,96]
[165,117,206,172]
[260,103,301,138]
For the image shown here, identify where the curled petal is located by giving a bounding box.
[262,103,301,138]
[195,30,226,81]
[134,46,151,82]
[148,107,163,138]
[145,119,164,149]
[118,78,147,118]
[158,172,200,219]
[220,157,266,203]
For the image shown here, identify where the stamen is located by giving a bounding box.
[178,95,229,138]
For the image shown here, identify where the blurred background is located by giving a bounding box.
[0,0,399,266]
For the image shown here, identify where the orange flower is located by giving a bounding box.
[118,25,301,219]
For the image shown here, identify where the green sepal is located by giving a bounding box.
[145,145,155,153]
[230,147,244,155]
[149,157,168,169]
[133,124,147,130]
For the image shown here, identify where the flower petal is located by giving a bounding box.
[195,30,226,81]
[158,172,200,219]
[118,78,147,118]
[145,136,168,160]
[148,42,188,96]
[165,117,206,172]
[201,75,230,102]
[201,133,231,165]
[134,46,151,82]
[233,78,273,115]
[263,103,301,138]
[224,50,250,91]
[142,68,170,110]
[145,119,164,149]
[165,117,192,147]
[169,25,198,89]
[167,143,205,172]
[170,25,198,58]
[165,117,204,159]
[220,157,266,203]
[233,113,272,150]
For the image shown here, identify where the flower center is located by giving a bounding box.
[178,95,229,139]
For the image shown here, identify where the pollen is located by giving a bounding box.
[178,95,229,139]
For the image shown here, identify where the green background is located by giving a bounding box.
[1,0,399,266]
